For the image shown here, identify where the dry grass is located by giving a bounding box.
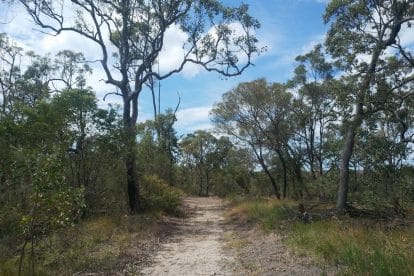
[0,214,164,275]
[288,218,414,275]
[228,197,414,276]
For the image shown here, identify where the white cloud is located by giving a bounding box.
[175,106,213,134]
[399,24,414,46]
[40,32,100,59]
[273,33,326,69]
[158,24,193,75]
[89,67,118,97]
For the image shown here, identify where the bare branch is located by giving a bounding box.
[103,91,123,101]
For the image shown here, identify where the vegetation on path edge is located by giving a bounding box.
[227,197,414,275]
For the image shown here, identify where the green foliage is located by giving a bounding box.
[136,110,179,185]
[306,171,339,201]
[211,79,297,198]
[180,130,233,196]
[0,50,125,271]
[140,175,184,215]
[27,153,85,227]
[340,243,410,276]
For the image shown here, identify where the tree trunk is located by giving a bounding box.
[199,171,203,196]
[294,160,309,199]
[258,156,280,199]
[126,149,139,212]
[251,144,281,198]
[336,36,391,213]
[123,96,140,213]
[309,125,317,180]
[337,102,363,213]
[206,170,210,196]
[334,0,404,214]
[318,120,324,176]
[277,150,288,199]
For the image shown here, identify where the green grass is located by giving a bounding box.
[0,214,160,275]
[288,220,414,275]
[228,198,295,231]
[229,198,414,275]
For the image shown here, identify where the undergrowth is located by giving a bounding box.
[229,197,414,275]
[140,174,185,216]
[227,197,296,231]
[1,175,184,275]
[0,214,161,275]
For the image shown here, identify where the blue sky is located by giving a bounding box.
[0,0,329,135]
[144,0,329,135]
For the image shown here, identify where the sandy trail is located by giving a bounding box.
[140,196,234,276]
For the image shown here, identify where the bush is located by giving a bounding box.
[140,175,184,215]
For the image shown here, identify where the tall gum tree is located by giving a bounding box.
[289,44,336,180]
[324,0,414,213]
[0,32,23,115]
[17,0,262,212]
[212,79,293,199]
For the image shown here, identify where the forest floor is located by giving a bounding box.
[137,196,327,276]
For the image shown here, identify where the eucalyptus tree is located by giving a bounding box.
[180,130,218,196]
[54,50,92,89]
[324,0,414,213]
[0,32,22,115]
[0,36,90,112]
[289,44,336,179]
[53,88,98,185]
[212,79,293,198]
[354,58,414,199]
[136,109,179,185]
[18,0,261,212]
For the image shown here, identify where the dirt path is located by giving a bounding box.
[139,197,330,276]
[140,197,235,276]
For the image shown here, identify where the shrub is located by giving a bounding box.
[140,175,184,215]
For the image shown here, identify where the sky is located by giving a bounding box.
[0,0,330,136]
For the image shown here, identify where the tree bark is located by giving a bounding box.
[254,148,280,199]
[337,102,363,213]
[206,169,210,196]
[277,150,288,199]
[336,47,381,213]
[198,166,203,196]
[335,4,404,213]
[262,161,280,199]
[123,95,140,213]
[309,124,317,180]
[126,150,139,212]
